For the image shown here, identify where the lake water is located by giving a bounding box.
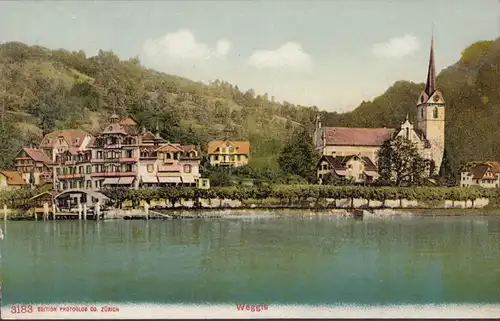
[1,214,500,306]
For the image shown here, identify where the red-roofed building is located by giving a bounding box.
[316,154,379,184]
[12,148,53,185]
[207,140,250,168]
[460,161,500,188]
[313,38,445,176]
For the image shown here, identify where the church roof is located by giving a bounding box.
[323,127,395,147]
[424,36,437,97]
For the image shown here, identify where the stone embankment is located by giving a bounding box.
[139,197,491,210]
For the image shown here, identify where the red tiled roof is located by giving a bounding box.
[23,148,51,163]
[470,165,495,180]
[323,127,395,146]
[0,171,26,185]
[120,117,137,126]
[207,140,250,155]
[40,129,91,148]
[318,155,378,171]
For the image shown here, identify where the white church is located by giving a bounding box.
[314,38,445,183]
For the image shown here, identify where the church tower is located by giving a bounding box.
[416,36,445,173]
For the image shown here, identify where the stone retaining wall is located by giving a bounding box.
[131,197,490,209]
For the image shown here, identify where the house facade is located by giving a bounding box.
[0,171,26,189]
[12,148,52,186]
[88,114,160,190]
[460,161,500,188]
[316,154,379,184]
[39,129,94,162]
[313,38,445,175]
[51,114,204,192]
[207,140,250,168]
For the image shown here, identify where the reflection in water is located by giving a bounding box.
[1,215,500,305]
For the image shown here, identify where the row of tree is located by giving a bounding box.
[100,185,493,208]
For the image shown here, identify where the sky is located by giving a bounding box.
[0,0,499,112]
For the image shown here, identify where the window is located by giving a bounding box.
[86,180,92,189]
[95,180,99,188]
[405,127,409,140]
[433,107,438,119]
[421,108,424,119]
[184,164,192,173]
[229,147,235,153]
[86,165,92,174]
[147,164,154,173]
[202,180,207,187]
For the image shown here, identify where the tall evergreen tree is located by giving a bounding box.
[277,128,318,182]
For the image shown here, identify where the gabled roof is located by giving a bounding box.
[207,140,250,155]
[40,129,91,148]
[323,127,395,147]
[120,116,137,126]
[21,148,51,163]
[0,171,25,185]
[317,154,377,171]
[469,164,495,180]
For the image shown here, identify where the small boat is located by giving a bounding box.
[0,227,4,240]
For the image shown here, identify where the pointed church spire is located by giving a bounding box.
[424,35,436,97]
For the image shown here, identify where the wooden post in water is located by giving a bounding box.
[144,202,149,220]
[78,203,82,221]
[3,204,7,227]
[52,204,56,220]
[43,202,49,221]
[95,200,100,221]
[82,204,87,221]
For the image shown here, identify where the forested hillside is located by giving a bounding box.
[0,39,499,175]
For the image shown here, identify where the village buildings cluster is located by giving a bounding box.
[1,113,251,208]
[313,38,447,185]
[0,38,498,196]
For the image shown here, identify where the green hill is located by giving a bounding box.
[0,39,499,176]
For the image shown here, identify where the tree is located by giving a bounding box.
[438,149,457,186]
[377,136,431,186]
[277,128,318,182]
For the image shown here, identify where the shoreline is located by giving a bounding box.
[4,207,500,221]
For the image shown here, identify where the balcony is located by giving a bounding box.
[57,173,85,180]
[104,144,122,149]
[158,164,182,172]
[91,171,136,177]
[119,157,137,163]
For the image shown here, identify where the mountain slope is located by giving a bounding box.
[0,39,499,176]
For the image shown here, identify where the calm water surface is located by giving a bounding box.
[1,214,500,305]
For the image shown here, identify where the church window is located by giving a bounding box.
[433,107,438,119]
[420,108,424,119]
[405,128,409,140]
